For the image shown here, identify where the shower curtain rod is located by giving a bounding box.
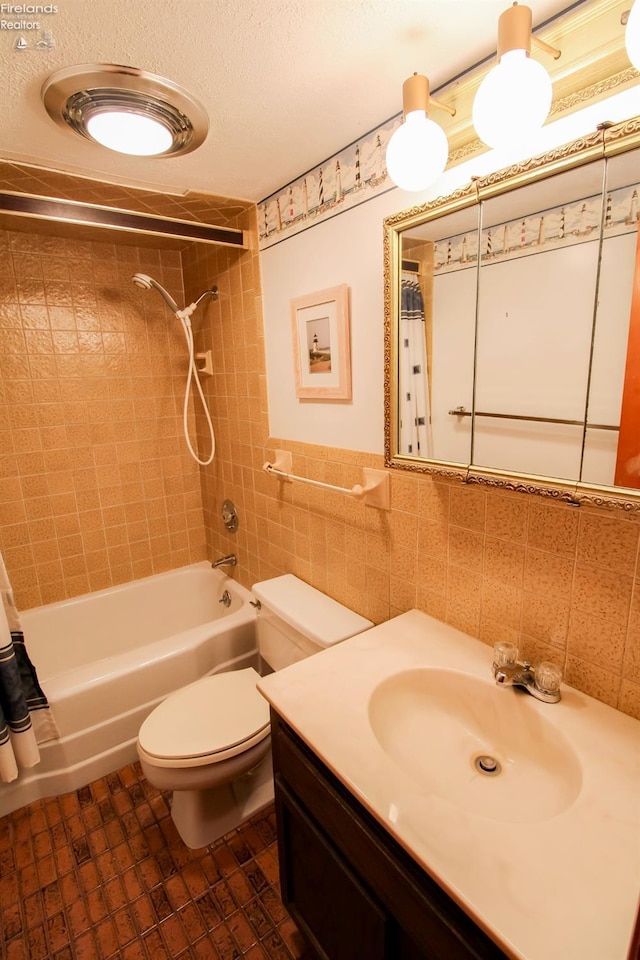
[448,406,619,431]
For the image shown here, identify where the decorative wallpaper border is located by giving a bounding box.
[431,181,639,275]
[258,116,400,250]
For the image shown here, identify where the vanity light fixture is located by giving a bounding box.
[385,73,455,192]
[41,63,209,157]
[625,1,640,70]
[472,2,561,151]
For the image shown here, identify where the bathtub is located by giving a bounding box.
[0,562,257,818]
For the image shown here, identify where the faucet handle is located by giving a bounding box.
[534,661,563,697]
[493,641,519,668]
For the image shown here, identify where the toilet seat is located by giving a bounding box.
[138,667,270,769]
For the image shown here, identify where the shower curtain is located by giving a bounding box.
[399,275,434,458]
[0,552,58,783]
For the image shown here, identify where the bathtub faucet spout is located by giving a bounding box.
[211,554,237,569]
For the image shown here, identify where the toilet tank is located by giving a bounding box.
[252,574,373,671]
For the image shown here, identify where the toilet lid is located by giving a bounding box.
[138,667,270,764]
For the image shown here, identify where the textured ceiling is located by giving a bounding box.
[0,0,580,202]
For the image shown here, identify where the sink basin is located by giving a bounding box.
[260,609,640,960]
[368,668,582,823]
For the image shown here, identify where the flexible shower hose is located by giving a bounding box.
[176,307,215,466]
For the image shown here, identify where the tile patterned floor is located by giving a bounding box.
[0,762,313,960]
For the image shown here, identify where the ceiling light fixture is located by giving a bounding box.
[472,2,561,151]
[385,73,455,193]
[41,64,209,158]
[625,2,640,70]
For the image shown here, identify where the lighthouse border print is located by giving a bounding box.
[291,284,352,400]
[257,118,640,253]
[258,117,400,250]
[430,180,640,275]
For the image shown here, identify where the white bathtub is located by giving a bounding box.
[1,562,257,818]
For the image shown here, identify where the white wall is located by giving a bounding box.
[261,190,391,452]
[260,87,640,454]
[473,242,600,480]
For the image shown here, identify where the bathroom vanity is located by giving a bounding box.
[257,611,640,960]
[271,710,505,959]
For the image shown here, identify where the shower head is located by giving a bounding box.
[132,272,180,314]
[132,273,152,290]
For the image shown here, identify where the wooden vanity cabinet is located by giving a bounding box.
[271,710,507,960]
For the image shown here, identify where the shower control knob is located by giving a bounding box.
[221,499,238,532]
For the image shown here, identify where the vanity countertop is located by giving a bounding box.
[257,609,640,960]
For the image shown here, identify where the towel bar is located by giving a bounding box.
[263,451,390,510]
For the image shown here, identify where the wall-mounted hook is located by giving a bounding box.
[195,350,213,376]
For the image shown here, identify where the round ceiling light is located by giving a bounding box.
[41,64,209,158]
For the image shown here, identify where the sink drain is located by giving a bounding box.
[474,755,502,777]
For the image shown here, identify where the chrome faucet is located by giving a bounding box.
[492,642,562,703]
[211,554,237,569]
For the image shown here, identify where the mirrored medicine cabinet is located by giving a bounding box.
[384,115,640,511]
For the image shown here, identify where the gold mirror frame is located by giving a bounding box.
[384,115,640,512]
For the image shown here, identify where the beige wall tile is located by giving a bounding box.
[417,479,450,523]
[1,189,638,721]
[446,597,481,636]
[528,503,579,557]
[567,610,627,671]
[390,474,420,514]
[449,486,486,532]
[618,681,640,720]
[365,532,390,572]
[577,513,639,575]
[416,587,446,621]
[564,655,620,708]
[447,563,482,608]
[524,548,574,603]
[483,537,525,587]
[481,581,522,631]
[479,617,519,649]
[389,574,417,614]
[572,564,633,625]
[416,555,447,597]
[449,526,483,571]
[623,583,640,684]
[417,518,448,562]
[0,229,205,607]
[519,634,564,668]
[184,216,640,720]
[521,593,570,649]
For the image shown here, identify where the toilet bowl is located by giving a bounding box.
[137,574,372,847]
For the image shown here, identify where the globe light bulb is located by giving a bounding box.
[472,49,552,151]
[385,110,449,192]
[86,110,173,156]
[626,0,640,70]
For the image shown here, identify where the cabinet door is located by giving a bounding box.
[272,712,507,960]
[276,778,390,960]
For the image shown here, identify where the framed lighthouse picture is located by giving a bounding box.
[290,284,351,400]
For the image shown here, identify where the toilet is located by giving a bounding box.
[136,574,372,848]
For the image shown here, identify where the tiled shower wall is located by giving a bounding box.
[0,207,638,720]
[0,228,207,610]
[184,209,640,721]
